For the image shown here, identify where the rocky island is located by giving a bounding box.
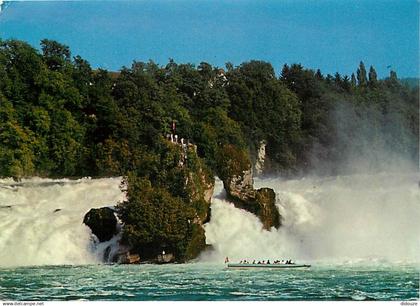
[83,139,279,263]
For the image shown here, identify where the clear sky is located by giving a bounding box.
[0,0,418,78]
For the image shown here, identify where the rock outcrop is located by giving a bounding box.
[83,207,118,242]
[225,169,280,230]
[117,251,141,264]
[219,144,281,230]
[156,253,175,264]
[254,140,267,176]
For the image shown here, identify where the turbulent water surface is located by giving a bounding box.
[0,263,418,301]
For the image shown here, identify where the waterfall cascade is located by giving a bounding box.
[1,172,418,267]
[204,172,420,264]
[0,177,124,267]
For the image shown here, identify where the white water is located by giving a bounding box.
[0,0,6,13]
[0,177,124,267]
[1,172,419,267]
[204,172,420,264]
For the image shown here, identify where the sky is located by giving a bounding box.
[0,0,418,78]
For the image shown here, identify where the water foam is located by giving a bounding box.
[203,173,420,264]
[0,177,124,267]
[1,172,418,267]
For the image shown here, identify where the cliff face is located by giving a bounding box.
[224,169,280,230]
[182,150,215,260]
[184,157,215,224]
[219,144,281,230]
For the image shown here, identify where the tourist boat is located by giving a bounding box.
[227,263,311,269]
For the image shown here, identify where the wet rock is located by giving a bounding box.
[156,253,174,264]
[117,251,141,264]
[103,246,112,262]
[219,144,281,230]
[83,207,118,242]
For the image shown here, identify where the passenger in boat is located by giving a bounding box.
[267,260,270,264]
[224,257,229,263]
[239,260,243,264]
[252,260,255,264]
[257,261,261,264]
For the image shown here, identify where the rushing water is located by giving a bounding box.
[204,172,420,264]
[0,177,124,267]
[0,173,419,300]
[0,263,418,301]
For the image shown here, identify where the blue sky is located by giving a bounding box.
[0,0,418,78]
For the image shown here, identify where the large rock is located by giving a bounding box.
[83,207,118,242]
[224,168,253,199]
[117,251,141,264]
[156,253,175,264]
[219,144,281,230]
[225,174,280,230]
[254,187,280,229]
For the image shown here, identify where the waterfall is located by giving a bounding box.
[1,172,418,267]
[203,172,420,264]
[0,177,124,267]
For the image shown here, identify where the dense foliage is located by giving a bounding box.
[1,39,418,259]
[1,39,417,179]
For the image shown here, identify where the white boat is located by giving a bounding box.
[227,263,311,269]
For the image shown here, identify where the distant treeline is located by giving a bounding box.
[0,39,418,179]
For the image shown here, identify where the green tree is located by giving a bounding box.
[357,61,367,87]
[350,73,357,87]
[40,39,71,71]
[368,65,378,87]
